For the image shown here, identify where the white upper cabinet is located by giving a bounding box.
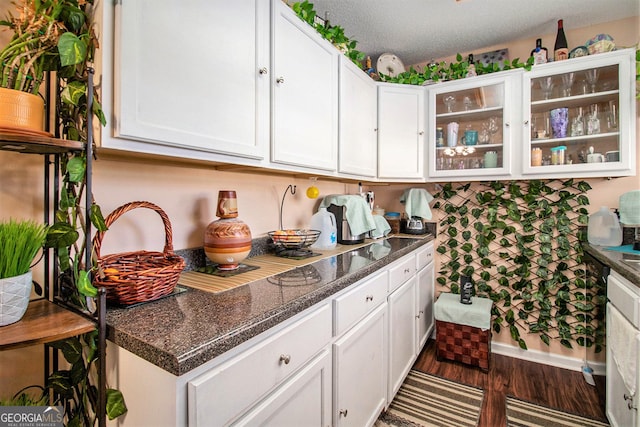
[521,49,636,178]
[427,71,519,180]
[271,0,339,172]
[113,0,269,160]
[338,56,378,178]
[377,83,426,180]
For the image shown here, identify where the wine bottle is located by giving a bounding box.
[554,19,568,61]
[530,38,548,65]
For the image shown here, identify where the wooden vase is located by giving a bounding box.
[0,88,45,134]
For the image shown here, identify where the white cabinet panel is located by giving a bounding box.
[188,303,331,426]
[388,277,417,402]
[339,56,378,177]
[271,0,338,171]
[235,350,332,427]
[115,0,269,159]
[416,262,435,350]
[377,84,426,180]
[334,303,387,427]
[334,270,388,336]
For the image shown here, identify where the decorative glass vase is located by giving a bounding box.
[204,191,252,270]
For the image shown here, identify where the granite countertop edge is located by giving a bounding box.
[106,236,434,376]
[582,242,640,285]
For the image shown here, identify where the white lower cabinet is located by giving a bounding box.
[388,276,417,402]
[235,349,332,426]
[416,261,435,350]
[188,303,332,426]
[333,303,388,427]
[107,243,436,427]
[606,270,640,427]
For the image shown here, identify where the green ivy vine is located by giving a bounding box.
[291,1,365,66]
[381,54,534,85]
[433,180,605,353]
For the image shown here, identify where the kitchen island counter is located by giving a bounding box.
[106,236,433,376]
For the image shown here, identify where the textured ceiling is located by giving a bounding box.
[308,0,640,66]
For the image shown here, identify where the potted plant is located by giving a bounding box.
[0,0,105,135]
[0,218,47,326]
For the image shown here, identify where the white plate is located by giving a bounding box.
[377,53,405,77]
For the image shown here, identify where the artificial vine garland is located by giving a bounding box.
[433,180,605,353]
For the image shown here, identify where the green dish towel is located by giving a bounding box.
[434,293,493,330]
[400,188,434,220]
[370,215,391,239]
[319,195,376,237]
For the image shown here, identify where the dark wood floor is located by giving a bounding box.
[412,339,607,427]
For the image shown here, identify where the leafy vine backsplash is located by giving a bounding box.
[432,180,605,354]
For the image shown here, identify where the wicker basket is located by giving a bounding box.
[93,201,185,306]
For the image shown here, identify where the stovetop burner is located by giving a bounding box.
[273,247,321,259]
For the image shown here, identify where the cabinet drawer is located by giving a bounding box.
[416,242,434,271]
[608,271,640,328]
[188,303,332,426]
[334,271,388,336]
[389,254,416,293]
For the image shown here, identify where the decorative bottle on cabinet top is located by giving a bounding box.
[554,19,568,61]
[530,38,548,65]
[204,190,252,270]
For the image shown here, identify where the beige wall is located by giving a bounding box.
[1,5,638,397]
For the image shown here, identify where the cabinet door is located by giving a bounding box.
[377,84,425,180]
[416,262,435,351]
[338,56,378,177]
[606,303,638,427]
[388,277,417,403]
[427,72,516,180]
[334,303,387,427]
[235,350,332,427]
[115,0,269,159]
[522,49,636,178]
[271,0,338,171]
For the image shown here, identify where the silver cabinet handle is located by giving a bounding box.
[416,310,424,319]
[279,354,291,365]
[524,120,529,125]
[340,409,348,417]
[505,122,510,127]
[276,77,285,84]
[419,131,424,135]
[366,295,374,302]
[404,268,411,273]
[259,67,268,75]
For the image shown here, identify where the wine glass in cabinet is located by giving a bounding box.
[522,49,636,178]
[427,72,517,180]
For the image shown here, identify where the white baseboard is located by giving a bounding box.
[492,341,606,376]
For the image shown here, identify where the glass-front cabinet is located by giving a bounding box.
[427,72,518,180]
[522,49,636,177]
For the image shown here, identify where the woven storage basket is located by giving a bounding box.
[435,320,491,371]
[93,201,185,306]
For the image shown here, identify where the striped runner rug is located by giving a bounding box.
[506,396,610,427]
[376,370,484,427]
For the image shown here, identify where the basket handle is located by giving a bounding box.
[93,201,176,259]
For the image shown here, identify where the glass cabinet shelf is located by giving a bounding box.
[522,51,634,175]
[428,73,513,176]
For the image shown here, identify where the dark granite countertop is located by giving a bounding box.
[106,236,434,376]
[583,243,640,286]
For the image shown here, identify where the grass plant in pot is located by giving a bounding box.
[0,218,47,326]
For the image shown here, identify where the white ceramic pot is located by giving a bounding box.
[0,270,32,326]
